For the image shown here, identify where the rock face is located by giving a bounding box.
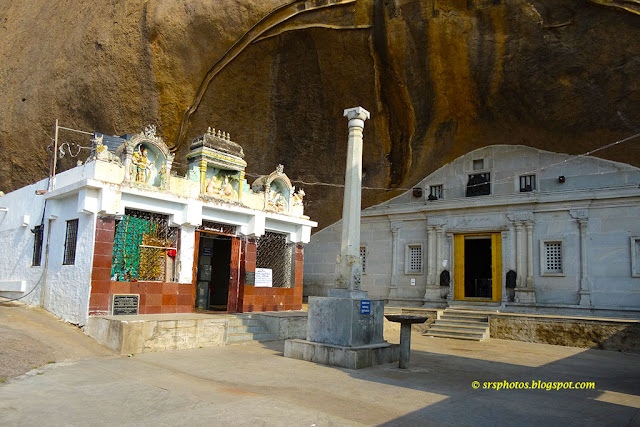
[1,0,638,228]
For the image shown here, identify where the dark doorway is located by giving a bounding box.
[195,233,232,311]
[464,236,492,298]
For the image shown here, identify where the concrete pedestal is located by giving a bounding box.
[306,295,383,347]
[284,294,399,369]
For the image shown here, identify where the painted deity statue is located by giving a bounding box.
[131,146,152,183]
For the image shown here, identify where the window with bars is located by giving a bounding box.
[360,246,367,274]
[429,185,443,200]
[32,225,43,267]
[256,232,295,288]
[466,173,491,197]
[520,175,536,192]
[111,209,179,282]
[63,219,79,265]
[542,241,563,275]
[406,244,423,274]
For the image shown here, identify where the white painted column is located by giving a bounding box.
[525,221,534,288]
[426,226,437,286]
[515,222,524,287]
[335,106,370,291]
[388,221,402,299]
[578,218,591,306]
[435,226,444,283]
[447,233,454,302]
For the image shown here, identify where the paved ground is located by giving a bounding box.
[1,302,640,426]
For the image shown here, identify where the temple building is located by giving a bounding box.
[304,145,640,318]
[0,125,315,326]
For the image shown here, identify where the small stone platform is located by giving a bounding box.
[85,311,307,354]
[284,339,399,370]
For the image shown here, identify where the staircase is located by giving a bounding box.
[226,315,276,344]
[424,308,493,341]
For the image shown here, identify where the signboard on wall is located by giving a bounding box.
[255,268,273,287]
[112,294,139,315]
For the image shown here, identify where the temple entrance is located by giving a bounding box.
[453,233,502,301]
[195,233,232,311]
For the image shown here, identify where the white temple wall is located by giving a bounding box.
[42,194,95,325]
[0,179,49,308]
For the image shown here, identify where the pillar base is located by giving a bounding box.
[514,287,536,304]
[284,339,399,369]
[579,290,591,306]
[422,285,441,300]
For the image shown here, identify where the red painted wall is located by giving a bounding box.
[89,217,304,316]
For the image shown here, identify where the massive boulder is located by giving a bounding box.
[1,0,638,228]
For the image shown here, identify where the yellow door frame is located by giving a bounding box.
[453,233,502,302]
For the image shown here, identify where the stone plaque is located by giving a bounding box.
[112,294,139,315]
[245,271,255,287]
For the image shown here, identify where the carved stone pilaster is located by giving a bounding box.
[387,221,402,299]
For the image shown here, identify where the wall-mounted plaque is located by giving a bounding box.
[112,294,139,315]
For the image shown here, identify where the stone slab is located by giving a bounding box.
[284,339,399,369]
[307,296,384,347]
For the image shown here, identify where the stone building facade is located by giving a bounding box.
[304,145,640,318]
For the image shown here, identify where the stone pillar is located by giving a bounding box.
[515,222,524,286]
[501,231,510,303]
[447,233,454,302]
[199,159,208,194]
[387,221,402,300]
[578,218,591,306]
[526,221,534,288]
[514,221,535,304]
[426,226,437,286]
[286,106,399,369]
[334,107,370,293]
[423,225,441,303]
[436,226,445,297]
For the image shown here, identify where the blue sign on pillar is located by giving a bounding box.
[360,300,371,315]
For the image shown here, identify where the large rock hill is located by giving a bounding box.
[1,0,638,228]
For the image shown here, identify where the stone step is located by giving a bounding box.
[435,318,488,327]
[227,317,261,327]
[227,332,276,343]
[432,321,488,332]
[443,310,490,318]
[440,314,488,323]
[424,332,483,341]
[227,325,267,334]
[427,326,487,339]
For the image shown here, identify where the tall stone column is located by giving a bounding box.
[515,222,524,287]
[286,106,399,369]
[334,107,370,293]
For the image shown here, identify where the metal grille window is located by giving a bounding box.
[544,242,563,274]
[256,232,294,288]
[63,219,79,265]
[407,245,423,274]
[32,225,43,266]
[111,209,179,281]
[360,246,366,274]
[520,175,536,192]
[466,173,491,197]
[429,185,443,200]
